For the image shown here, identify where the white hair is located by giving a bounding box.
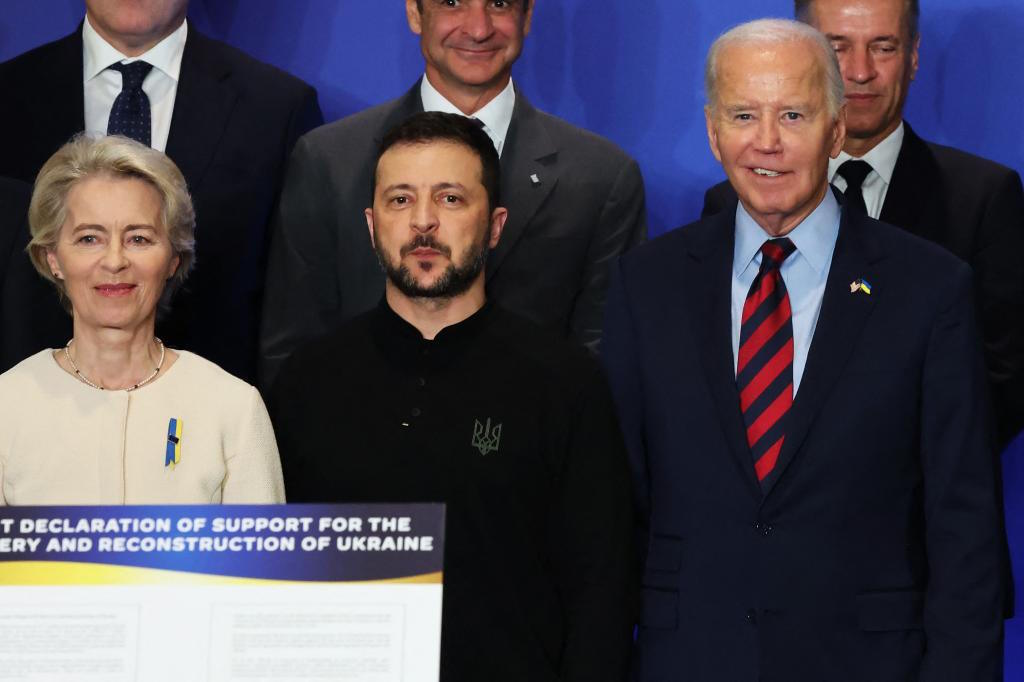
[704,18,845,119]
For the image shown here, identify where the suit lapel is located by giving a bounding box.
[164,30,237,191]
[685,211,764,498]
[760,208,882,497]
[880,123,942,242]
[374,83,425,144]
[486,90,558,279]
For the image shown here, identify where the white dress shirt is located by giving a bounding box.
[83,16,187,152]
[731,190,841,395]
[828,122,904,219]
[420,75,516,157]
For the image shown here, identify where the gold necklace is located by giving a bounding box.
[63,338,165,391]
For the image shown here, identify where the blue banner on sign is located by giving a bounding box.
[0,504,445,584]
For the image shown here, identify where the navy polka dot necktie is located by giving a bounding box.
[106,61,153,147]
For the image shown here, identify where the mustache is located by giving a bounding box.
[400,235,452,258]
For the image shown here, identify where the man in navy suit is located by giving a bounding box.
[603,18,1006,681]
[703,0,1024,447]
[0,0,322,381]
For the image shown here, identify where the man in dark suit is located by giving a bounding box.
[702,0,1024,446]
[260,0,646,387]
[0,0,322,382]
[604,18,1006,680]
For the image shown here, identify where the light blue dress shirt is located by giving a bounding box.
[731,190,841,394]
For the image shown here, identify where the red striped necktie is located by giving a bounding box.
[737,238,796,485]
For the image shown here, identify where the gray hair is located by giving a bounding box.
[28,134,196,307]
[705,18,845,119]
[795,0,919,41]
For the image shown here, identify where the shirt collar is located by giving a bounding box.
[419,75,516,154]
[83,15,188,82]
[734,188,841,277]
[829,121,904,186]
[372,296,495,368]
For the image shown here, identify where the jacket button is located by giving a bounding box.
[746,609,757,624]
[411,407,422,417]
[417,377,427,387]
[753,521,762,532]
[762,524,773,537]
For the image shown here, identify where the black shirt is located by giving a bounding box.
[270,300,635,682]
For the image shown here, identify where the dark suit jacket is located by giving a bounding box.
[260,81,647,388]
[703,123,1024,446]
[0,24,322,382]
[602,205,1007,681]
[0,177,69,373]
[0,178,31,309]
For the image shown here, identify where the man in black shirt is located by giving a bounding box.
[269,112,635,682]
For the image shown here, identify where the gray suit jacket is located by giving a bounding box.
[260,82,647,387]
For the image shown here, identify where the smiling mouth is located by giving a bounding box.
[95,284,136,297]
[452,46,500,58]
[752,168,783,177]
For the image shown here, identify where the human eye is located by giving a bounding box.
[782,111,803,121]
[127,233,154,246]
[733,113,754,122]
[490,0,512,10]
[389,195,410,207]
[441,193,463,205]
[75,233,99,245]
[871,41,898,55]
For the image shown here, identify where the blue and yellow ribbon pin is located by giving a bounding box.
[849,278,872,295]
[165,418,183,468]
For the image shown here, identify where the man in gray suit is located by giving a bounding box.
[260,0,647,387]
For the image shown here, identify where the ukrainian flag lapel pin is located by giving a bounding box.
[849,278,872,295]
[165,418,183,469]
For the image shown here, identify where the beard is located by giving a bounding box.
[376,232,489,300]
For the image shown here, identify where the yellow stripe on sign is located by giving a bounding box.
[0,562,443,586]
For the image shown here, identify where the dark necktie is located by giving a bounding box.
[106,61,153,147]
[836,159,873,216]
[737,238,796,485]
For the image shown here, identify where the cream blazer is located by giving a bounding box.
[0,350,284,504]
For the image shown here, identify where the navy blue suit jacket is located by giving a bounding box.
[602,202,1006,681]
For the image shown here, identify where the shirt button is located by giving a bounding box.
[411,407,422,417]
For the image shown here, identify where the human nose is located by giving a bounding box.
[754,117,782,153]
[410,199,440,234]
[462,1,494,40]
[100,240,129,271]
[844,46,876,84]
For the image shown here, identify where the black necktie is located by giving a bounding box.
[106,61,153,147]
[836,160,873,216]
